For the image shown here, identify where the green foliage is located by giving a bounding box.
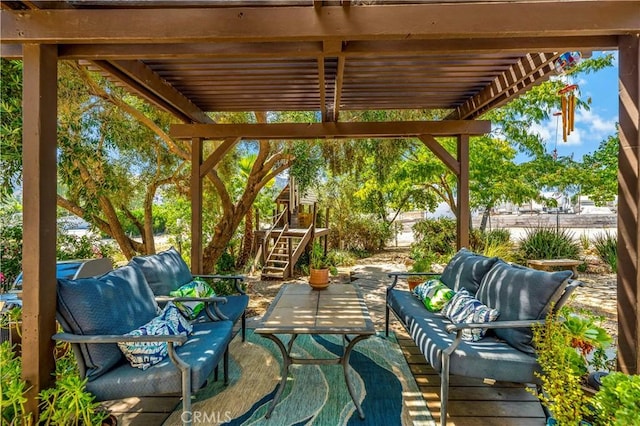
[579,233,591,251]
[325,250,357,267]
[0,339,108,425]
[593,232,617,273]
[310,241,330,270]
[409,252,436,273]
[215,249,237,275]
[0,222,22,291]
[580,135,619,206]
[593,372,640,426]
[530,306,614,425]
[469,228,514,260]
[0,59,23,201]
[1,341,32,425]
[518,226,580,261]
[411,218,457,257]
[57,233,116,261]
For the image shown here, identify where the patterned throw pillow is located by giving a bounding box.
[169,279,216,319]
[413,279,455,312]
[118,303,193,370]
[442,289,500,341]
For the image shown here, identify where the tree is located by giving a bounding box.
[579,134,619,205]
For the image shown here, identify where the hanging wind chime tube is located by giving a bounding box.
[558,84,578,142]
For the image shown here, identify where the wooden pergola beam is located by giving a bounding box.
[1,36,620,60]
[21,42,58,416]
[199,137,241,178]
[617,34,640,375]
[2,3,638,44]
[448,52,561,120]
[89,60,213,124]
[170,120,491,140]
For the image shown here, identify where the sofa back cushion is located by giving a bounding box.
[130,247,193,295]
[57,263,159,380]
[440,248,498,294]
[476,261,572,354]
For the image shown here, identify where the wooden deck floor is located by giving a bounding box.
[105,276,547,425]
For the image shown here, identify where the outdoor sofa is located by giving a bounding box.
[386,248,582,426]
[130,247,249,341]
[54,256,239,426]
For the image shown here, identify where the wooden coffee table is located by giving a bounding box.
[255,283,376,419]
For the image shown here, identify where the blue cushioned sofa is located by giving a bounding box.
[385,249,582,426]
[130,247,249,341]
[54,261,235,426]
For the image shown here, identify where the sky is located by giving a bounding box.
[529,51,619,162]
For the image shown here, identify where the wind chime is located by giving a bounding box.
[558,83,578,143]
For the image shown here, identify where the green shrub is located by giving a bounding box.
[1,338,108,425]
[325,250,357,267]
[411,218,456,257]
[593,232,617,273]
[470,228,513,260]
[329,215,392,253]
[579,233,591,251]
[518,226,580,261]
[0,223,22,291]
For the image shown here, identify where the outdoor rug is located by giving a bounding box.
[163,330,434,425]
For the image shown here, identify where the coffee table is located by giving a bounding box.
[255,283,376,420]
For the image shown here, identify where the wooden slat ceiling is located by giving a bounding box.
[1,0,637,123]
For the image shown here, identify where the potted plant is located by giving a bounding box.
[592,371,640,425]
[406,254,434,291]
[309,242,332,289]
[530,306,614,425]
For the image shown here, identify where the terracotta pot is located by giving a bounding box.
[407,276,425,291]
[309,268,330,290]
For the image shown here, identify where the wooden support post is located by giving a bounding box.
[21,43,58,418]
[617,34,640,375]
[457,134,470,249]
[191,137,203,274]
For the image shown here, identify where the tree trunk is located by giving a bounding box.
[236,208,254,269]
[479,206,492,232]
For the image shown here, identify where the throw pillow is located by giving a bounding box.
[442,289,500,341]
[475,261,572,354]
[439,248,498,294]
[169,279,216,320]
[130,247,193,295]
[118,302,192,370]
[413,279,455,312]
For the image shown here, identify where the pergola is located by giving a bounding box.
[1,0,639,416]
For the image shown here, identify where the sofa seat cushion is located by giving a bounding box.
[439,248,498,294]
[389,289,540,383]
[130,247,193,295]
[85,321,233,401]
[192,294,249,324]
[57,263,160,380]
[475,261,572,354]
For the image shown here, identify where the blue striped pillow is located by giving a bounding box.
[442,289,499,341]
[118,302,193,370]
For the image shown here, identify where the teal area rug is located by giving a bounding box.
[163,330,434,426]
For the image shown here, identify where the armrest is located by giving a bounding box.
[386,271,440,291]
[156,295,230,321]
[194,274,246,295]
[52,332,188,345]
[445,319,546,334]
